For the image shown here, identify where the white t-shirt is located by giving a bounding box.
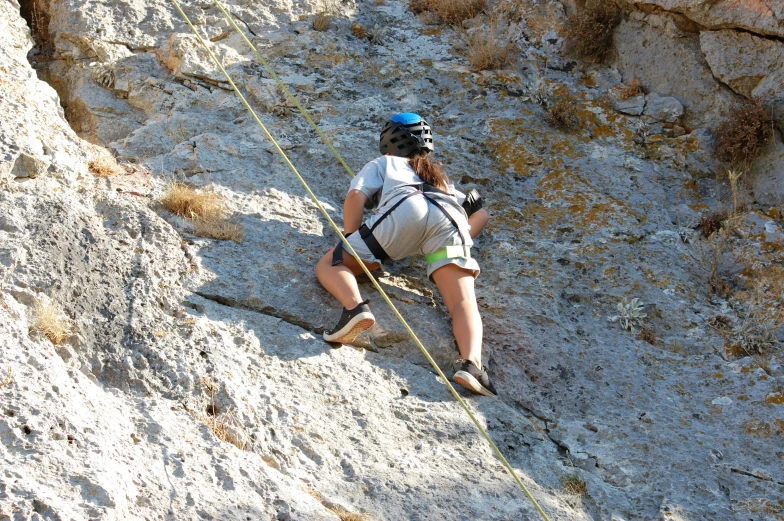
[348,155,467,214]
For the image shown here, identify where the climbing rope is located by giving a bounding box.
[168,2,551,519]
[212,0,355,178]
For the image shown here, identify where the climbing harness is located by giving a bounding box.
[168,2,552,519]
[337,183,471,265]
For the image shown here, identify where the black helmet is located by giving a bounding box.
[379,113,434,157]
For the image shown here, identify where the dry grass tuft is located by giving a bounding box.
[88,149,124,177]
[351,22,368,39]
[195,376,248,450]
[697,209,728,238]
[463,26,516,71]
[193,218,244,243]
[305,488,370,521]
[160,182,226,221]
[312,12,331,31]
[564,0,622,62]
[616,78,644,100]
[410,0,486,25]
[30,299,70,345]
[0,367,12,389]
[545,92,582,132]
[636,327,659,345]
[707,314,733,338]
[562,473,588,498]
[714,101,774,169]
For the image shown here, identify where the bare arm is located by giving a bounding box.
[343,189,370,234]
[467,208,490,239]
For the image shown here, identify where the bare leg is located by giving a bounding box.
[431,263,483,368]
[315,247,379,309]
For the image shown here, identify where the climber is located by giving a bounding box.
[314,113,496,396]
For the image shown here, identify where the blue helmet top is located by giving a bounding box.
[379,113,434,157]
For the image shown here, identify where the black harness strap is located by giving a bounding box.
[334,185,468,265]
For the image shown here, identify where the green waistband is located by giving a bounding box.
[424,244,471,264]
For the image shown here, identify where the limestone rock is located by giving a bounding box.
[7,152,49,179]
[644,93,684,123]
[612,12,735,128]
[625,0,784,38]
[700,29,784,98]
[613,95,645,116]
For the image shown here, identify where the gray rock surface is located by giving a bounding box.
[643,93,683,123]
[625,0,784,38]
[1,0,783,520]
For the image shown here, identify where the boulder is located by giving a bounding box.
[613,95,645,116]
[625,0,784,39]
[611,12,735,128]
[700,29,784,99]
[644,93,684,123]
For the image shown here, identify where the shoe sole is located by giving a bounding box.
[322,313,375,344]
[453,370,495,397]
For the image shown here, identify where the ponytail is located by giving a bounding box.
[408,153,448,191]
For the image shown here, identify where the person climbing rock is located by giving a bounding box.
[315,113,496,396]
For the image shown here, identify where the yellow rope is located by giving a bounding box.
[168,2,551,519]
[212,0,355,178]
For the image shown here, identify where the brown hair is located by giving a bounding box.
[408,152,448,190]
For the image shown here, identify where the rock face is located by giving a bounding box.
[1,0,783,520]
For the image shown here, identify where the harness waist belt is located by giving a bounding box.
[424,244,471,264]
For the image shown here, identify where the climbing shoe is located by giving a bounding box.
[323,300,375,344]
[453,360,497,396]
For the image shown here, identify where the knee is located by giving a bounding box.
[315,249,333,279]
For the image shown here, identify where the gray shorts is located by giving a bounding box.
[345,194,481,279]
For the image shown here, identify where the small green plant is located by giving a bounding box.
[611,298,647,332]
[527,73,552,106]
[714,100,773,171]
[367,25,389,45]
[731,294,782,356]
[564,0,622,62]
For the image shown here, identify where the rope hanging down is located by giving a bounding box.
[212,0,355,178]
[168,2,551,519]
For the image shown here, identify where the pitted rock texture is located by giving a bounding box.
[1,0,783,520]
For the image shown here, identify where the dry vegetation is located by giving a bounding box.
[615,78,644,100]
[351,22,368,39]
[696,209,729,238]
[29,299,70,345]
[0,367,12,389]
[410,0,486,25]
[88,149,124,177]
[564,0,622,62]
[195,376,248,450]
[562,473,588,498]
[462,25,516,71]
[714,101,774,170]
[193,217,244,243]
[160,182,243,242]
[545,92,582,132]
[636,327,659,345]
[312,12,331,31]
